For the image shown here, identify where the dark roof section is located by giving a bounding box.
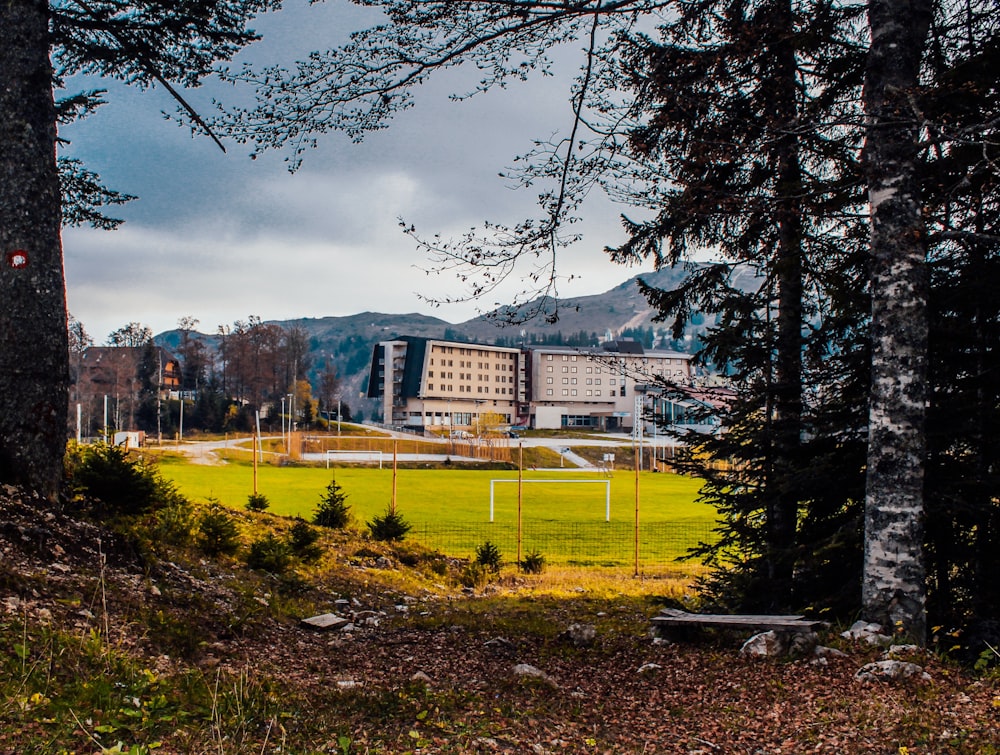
[399,336,427,398]
[603,339,645,355]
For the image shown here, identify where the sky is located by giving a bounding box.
[61,1,656,343]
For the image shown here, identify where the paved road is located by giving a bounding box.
[162,427,679,468]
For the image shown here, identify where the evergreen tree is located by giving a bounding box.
[612,0,866,611]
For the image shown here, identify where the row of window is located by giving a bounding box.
[543,386,628,397]
[428,370,513,382]
[426,384,514,395]
[545,377,614,386]
[431,345,517,359]
[544,353,686,366]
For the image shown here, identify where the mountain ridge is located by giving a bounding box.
[155,266,723,410]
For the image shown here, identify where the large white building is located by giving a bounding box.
[367,336,694,432]
[526,343,692,430]
[367,337,528,430]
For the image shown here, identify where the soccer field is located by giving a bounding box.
[157,459,716,566]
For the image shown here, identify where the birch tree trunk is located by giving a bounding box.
[0,1,69,499]
[862,0,933,643]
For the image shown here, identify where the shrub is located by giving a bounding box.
[197,502,241,556]
[152,496,197,546]
[474,541,503,574]
[247,534,292,574]
[245,492,270,512]
[313,479,351,529]
[288,518,323,564]
[519,549,546,574]
[367,506,411,542]
[460,561,492,589]
[68,442,161,516]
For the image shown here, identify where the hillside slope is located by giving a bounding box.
[1,485,997,753]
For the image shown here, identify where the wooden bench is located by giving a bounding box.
[652,608,826,638]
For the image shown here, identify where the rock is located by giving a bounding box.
[813,645,848,659]
[855,660,931,683]
[513,663,555,685]
[788,631,820,656]
[485,636,515,652]
[741,631,786,657]
[301,613,351,631]
[560,623,597,647]
[841,620,892,647]
[637,662,662,674]
[375,556,392,569]
[886,644,921,658]
[411,670,432,683]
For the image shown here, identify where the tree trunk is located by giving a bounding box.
[861,0,933,643]
[766,0,805,607]
[0,1,68,499]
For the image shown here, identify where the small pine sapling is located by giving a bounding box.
[314,478,351,529]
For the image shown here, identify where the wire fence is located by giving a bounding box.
[407,520,717,567]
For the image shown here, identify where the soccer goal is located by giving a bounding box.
[488,478,612,522]
[326,449,384,469]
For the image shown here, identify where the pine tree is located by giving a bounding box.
[611,0,867,611]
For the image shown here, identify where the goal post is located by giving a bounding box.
[488,479,611,522]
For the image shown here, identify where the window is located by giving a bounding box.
[428,371,434,377]
[546,389,554,396]
[546,377,553,384]
[562,378,569,384]
[571,389,578,396]
[562,389,569,396]
[547,365,554,372]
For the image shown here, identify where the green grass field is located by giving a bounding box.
[157,458,716,567]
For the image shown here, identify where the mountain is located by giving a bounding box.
[156,265,746,415]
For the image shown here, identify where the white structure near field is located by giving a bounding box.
[367,336,712,433]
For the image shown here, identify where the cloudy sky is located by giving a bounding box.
[61,1,653,343]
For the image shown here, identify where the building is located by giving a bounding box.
[367,336,695,433]
[75,346,181,397]
[526,341,692,431]
[367,337,528,431]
